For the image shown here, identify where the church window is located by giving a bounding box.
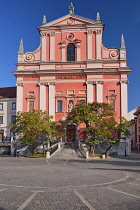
[11,115,16,123]
[67,43,75,61]
[0,116,3,124]
[57,100,63,112]
[56,90,63,95]
[67,90,74,94]
[79,90,86,94]
[28,91,34,95]
[0,103,3,110]
[108,89,115,94]
[12,102,16,110]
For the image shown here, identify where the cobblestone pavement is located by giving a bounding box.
[0,153,140,210]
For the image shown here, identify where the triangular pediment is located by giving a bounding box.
[39,14,101,28]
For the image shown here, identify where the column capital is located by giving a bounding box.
[49,82,56,86]
[97,81,104,85]
[87,81,97,85]
[94,30,101,35]
[87,30,93,34]
[16,83,24,87]
[120,80,129,84]
[39,82,49,86]
[49,31,55,36]
[40,32,47,37]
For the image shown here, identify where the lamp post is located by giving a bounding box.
[13,135,17,157]
[125,138,127,157]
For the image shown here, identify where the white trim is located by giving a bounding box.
[121,82,128,118]
[40,85,46,111]
[49,84,55,120]
[87,83,93,103]
[87,32,92,60]
[16,85,23,112]
[96,83,103,102]
[50,34,55,61]
[96,32,102,59]
[41,36,46,61]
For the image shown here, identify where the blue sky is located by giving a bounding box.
[0,0,139,111]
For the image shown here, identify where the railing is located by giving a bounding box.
[0,138,12,146]
[78,141,89,159]
[46,142,61,158]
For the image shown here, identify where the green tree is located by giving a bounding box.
[67,101,117,154]
[10,110,61,154]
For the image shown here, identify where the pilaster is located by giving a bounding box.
[40,32,47,61]
[95,30,102,60]
[75,40,81,61]
[60,41,66,61]
[96,81,104,103]
[49,32,55,61]
[120,80,128,118]
[16,83,23,112]
[39,82,48,111]
[49,82,55,120]
[87,30,92,60]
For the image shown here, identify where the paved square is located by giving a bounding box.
[0,153,140,209]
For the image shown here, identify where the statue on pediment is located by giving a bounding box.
[69,2,74,14]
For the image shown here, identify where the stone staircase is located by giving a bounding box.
[52,142,84,159]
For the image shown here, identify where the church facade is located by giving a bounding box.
[13,5,131,139]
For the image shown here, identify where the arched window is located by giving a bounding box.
[67,43,75,61]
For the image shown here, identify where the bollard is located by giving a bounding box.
[86,151,89,159]
[46,151,50,159]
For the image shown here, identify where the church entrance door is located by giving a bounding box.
[66,125,76,141]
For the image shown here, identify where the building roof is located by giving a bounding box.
[0,87,16,98]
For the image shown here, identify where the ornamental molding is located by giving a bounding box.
[87,81,97,85]
[67,33,75,41]
[110,51,119,59]
[26,95,35,100]
[87,30,101,35]
[106,94,117,99]
[24,53,35,62]
[67,19,75,25]
[38,82,56,86]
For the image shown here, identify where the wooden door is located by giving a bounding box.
[66,125,76,141]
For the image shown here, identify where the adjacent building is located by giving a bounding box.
[13,4,131,141]
[0,87,16,155]
[128,107,140,151]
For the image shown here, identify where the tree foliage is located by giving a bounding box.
[68,101,131,154]
[67,101,118,153]
[10,110,62,154]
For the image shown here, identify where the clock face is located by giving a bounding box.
[67,33,75,41]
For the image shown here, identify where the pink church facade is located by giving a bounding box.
[13,7,131,139]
